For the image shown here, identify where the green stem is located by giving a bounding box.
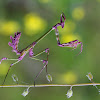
[0,83,100,88]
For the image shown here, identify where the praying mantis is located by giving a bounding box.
[0,13,83,85]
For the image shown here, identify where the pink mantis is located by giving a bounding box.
[0,13,83,85]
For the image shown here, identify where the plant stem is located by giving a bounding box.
[0,83,100,88]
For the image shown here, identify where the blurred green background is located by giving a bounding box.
[0,0,100,100]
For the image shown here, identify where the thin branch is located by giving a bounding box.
[0,83,100,88]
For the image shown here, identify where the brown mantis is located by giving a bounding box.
[0,13,83,85]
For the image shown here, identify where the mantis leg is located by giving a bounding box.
[52,13,83,55]
[30,48,49,86]
[54,28,83,55]
[2,58,19,85]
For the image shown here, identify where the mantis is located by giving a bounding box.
[0,13,83,85]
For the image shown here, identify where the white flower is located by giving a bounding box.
[86,72,93,81]
[12,74,18,83]
[66,86,73,98]
[66,89,73,98]
[22,87,30,97]
[46,74,52,82]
